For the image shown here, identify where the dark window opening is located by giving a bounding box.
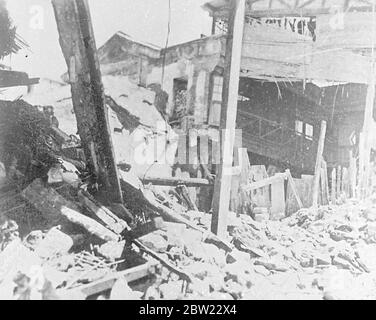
[295,120,314,140]
[170,78,188,128]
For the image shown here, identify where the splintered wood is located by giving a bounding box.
[52,0,123,204]
[22,179,119,242]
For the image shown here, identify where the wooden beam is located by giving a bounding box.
[349,150,356,198]
[312,120,327,208]
[77,189,129,234]
[211,0,246,237]
[337,165,342,196]
[205,0,371,18]
[140,176,213,187]
[359,81,375,199]
[52,0,123,204]
[22,179,120,242]
[59,262,156,298]
[143,191,232,252]
[243,172,287,192]
[331,168,337,204]
[285,169,303,209]
[321,159,330,205]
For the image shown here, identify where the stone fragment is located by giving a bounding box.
[139,232,168,253]
[253,264,270,276]
[97,240,126,260]
[34,228,74,259]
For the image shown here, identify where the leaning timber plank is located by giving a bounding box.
[133,239,195,283]
[211,0,246,237]
[285,169,303,209]
[118,174,232,252]
[77,189,128,234]
[176,185,199,211]
[243,172,287,192]
[141,176,212,187]
[59,262,156,298]
[22,179,119,242]
[52,0,123,204]
[142,190,232,252]
[61,207,119,242]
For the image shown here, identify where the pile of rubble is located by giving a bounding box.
[2,98,376,300]
[101,196,376,300]
[3,173,376,299]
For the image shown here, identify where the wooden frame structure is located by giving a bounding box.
[203,0,373,18]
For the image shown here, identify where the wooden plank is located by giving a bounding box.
[349,150,357,198]
[133,239,195,283]
[77,190,129,234]
[342,167,349,198]
[285,169,303,209]
[176,185,199,211]
[22,179,119,242]
[140,187,232,252]
[204,0,371,18]
[249,165,269,208]
[211,0,246,237]
[302,175,314,206]
[358,132,365,198]
[243,172,287,192]
[52,0,123,204]
[337,165,342,196]
[359,80,375,198]
[60,262,156,298]
[331,168,337,204]
[270,177,285,220]
[321,160,330,205]
[141,176,212,187]
[312,120,327,208]
[230,148,253,214]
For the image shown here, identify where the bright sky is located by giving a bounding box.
[3,0,212,81]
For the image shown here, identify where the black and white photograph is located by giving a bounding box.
[0,0,376,302]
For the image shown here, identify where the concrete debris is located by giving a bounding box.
[3,95,376,300]
[110,277,143,300]
[33,227,73,259]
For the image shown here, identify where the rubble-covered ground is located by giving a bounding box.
[2,185,376,300]
[135,197,376,300]
[1,82,376,300]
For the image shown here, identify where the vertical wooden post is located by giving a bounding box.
[52,0,123,204]
[285,169,303,209]
[349,150,356,198]
[337,165,342,197]
[312,120,327,208]
[211,0,246,236]
[358,132,365,198]
[331,168,337,204]
[270,178,286,220]
[230,148,252,215]
[342,167,349,198]
[359,67,375,198]
[320,160,329,205]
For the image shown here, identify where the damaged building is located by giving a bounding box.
[2,0,376,301]
[95,3,374,176]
